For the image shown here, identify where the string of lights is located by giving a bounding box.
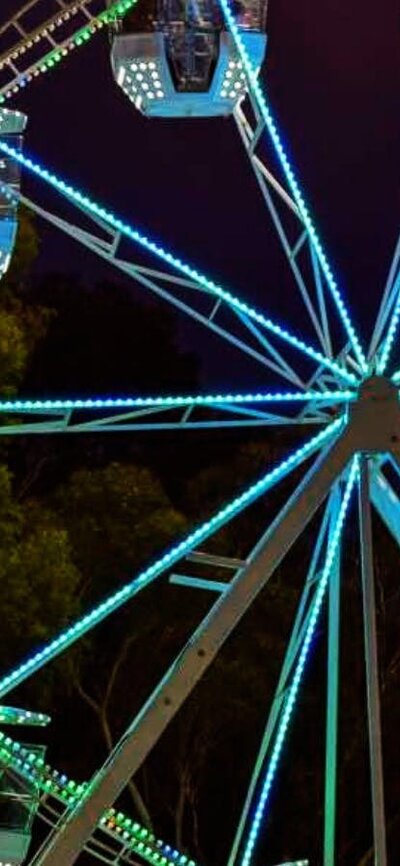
[0,390,355,413]
[0,0,138,103]
[240,456,359,866]
[0,417,344,699]
[218,0,367,374]
[0,141,358,387]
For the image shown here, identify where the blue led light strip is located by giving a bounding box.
[391,370,400,384]
[0,390,355,413]
[240,456,359,866]
[0,142,357,387]
[0,418,344,698]
[219,0,367,374]
[376,287,400,374]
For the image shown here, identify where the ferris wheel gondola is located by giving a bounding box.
[0,108,26,278]
[107,0,267,116]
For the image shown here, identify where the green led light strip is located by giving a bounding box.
[0,705,50,726]
[0,0,138,103]
[0,731,195,866]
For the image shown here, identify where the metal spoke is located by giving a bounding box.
[219,0,366,373]
[0,418,343,700]
[358,458,387,866]
[239,460,357,866]
[0,145,358,387]
[227,490,337,866]
[234,104,335,359]
[27,431,355,866]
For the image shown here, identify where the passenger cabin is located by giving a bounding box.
[0,708,49,864]
[0,109,26,279]
[0,746,44,865]
[108,0,268,117]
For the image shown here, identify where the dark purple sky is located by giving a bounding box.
[2,0,400,385]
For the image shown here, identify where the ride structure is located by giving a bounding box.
[0,2,398,866]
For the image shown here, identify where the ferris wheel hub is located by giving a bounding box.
[349,375,400,452]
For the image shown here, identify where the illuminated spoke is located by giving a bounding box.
[376,278,400,373]
[369,233,400,359]
[0,417,344,699]
[0,390,354,413]
[218,0,366,373]
[0,0,138,104]
[0,143,358,386]
[239,456,359,866]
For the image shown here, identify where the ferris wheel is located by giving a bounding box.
[0,2,399,866]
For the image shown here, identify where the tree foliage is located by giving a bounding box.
[0,465,80,683]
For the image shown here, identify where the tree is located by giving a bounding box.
[0,464,81,706]
[52,461,188,828]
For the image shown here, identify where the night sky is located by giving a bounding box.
[1,0,400,387]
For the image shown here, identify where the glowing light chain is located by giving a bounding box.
[0,390,355,413]
[0,0,138,103]
[0,705,50,726]
[0,417,344,699]
[0,732,194,866]
[219,0,367,374]
[0,141,358,387]
[240,456,359,866]
[377,286,400,375]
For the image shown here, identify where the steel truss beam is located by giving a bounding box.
[234,101,336,361]
[29,426,356,866]
[0,148,358,391]
[227,490,339,866]
[323,488,341,866]
[219,0,366,375]
[359,459,388,865]
[370,461,400,544]
[0,186,323,393]
[369,231,400,362]
[0,0,137,104]
[15,375,400,866]
[0,389,354,435]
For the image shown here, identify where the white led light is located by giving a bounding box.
[136,73,143,81]
[156,90,164,98]
[130,62,138,71]
[139,62,146,70]
[117,67,126,87]
[142,82,149,91]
